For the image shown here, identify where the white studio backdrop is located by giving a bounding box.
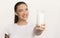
[0,0,60,38]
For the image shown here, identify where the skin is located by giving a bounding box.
[34,24,45,35]
[5,34,9,38]
[16,4,28,25]
[16,4,45,35]
[5,4,45,38]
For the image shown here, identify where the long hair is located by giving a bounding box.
[14,2,27,23]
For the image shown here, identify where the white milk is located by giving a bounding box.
[36,11,45,26]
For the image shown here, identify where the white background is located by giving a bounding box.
[0,0,60,38]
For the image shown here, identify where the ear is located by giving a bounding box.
[15,13,18,16]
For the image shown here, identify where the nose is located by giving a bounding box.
[23,11,28,15]
[23,12,26,15]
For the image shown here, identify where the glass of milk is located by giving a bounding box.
[36,10,45,26]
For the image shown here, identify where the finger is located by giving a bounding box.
[36,26,45,30]
[36,24,40,26]
[40,27,45,30]
[36,25,45,29]
[40,26,45,31]
[35,25,45,31]
[35,25,40,28]
[35,24,45,28]
[35,26,40,29]
[40,24,45,26]
[40,25,45,28]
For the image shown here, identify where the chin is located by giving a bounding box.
[23,18,27,21]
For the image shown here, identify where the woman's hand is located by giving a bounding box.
[34,24,45,35]
[5,34,9,38]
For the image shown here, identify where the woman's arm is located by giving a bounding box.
[34,24,45,36]
[5,34,9,38]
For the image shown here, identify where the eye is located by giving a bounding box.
[18,9,23,12]
[26,8,28,11]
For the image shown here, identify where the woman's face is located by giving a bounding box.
[16,4,28,21]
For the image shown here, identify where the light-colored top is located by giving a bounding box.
[0,13,44,38]
[4,23,36,38]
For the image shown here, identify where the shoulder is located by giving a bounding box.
[5,23,14,29]
[4,23,15,35]
[4,23,15,32]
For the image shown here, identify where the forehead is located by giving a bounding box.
[17,4,27,9]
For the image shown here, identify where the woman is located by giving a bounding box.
[5,1,45,38]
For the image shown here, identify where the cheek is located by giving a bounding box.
[18,12,23,17]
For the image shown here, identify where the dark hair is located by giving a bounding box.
[14,2,27,23]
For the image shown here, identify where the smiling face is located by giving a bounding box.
[15,4,28,21]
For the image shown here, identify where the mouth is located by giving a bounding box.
[22,14,28,18]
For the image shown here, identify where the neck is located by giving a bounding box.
[16,19,27,26]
